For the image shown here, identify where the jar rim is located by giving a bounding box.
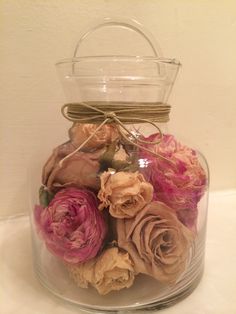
[55,55,181,67]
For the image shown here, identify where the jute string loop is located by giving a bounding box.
[61,101,171,124]
[60,101,173,167]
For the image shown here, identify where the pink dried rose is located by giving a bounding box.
[98,171,153,218]
[34,187,107,264]
[42,141,104,192]
[68,247,135,295]
[117,201,193,283]
[69,123,120,150]
[139,133,207,228]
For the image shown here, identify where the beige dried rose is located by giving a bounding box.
[67,247,135,295]
[117,201,193,283]
[69,123,120,150]
[42,142,104,192]
[98,171,153,218]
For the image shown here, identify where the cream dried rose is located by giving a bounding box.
[98,171,153,218]
[113,145,128,161]
[69,123,120,150]
[94,247,135,295]
[67,247,135,295]
[68,259,96,288]
[117,201,193,283]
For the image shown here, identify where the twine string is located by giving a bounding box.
[61,101,171,124]
[60,101,174,167]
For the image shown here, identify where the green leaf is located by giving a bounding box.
[99,142,117,172]
[39,186,54,207]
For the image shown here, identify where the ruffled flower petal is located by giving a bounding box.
[139,133,207,229]
[35,187,107,264]
[117,201,193,283]
[98,171,153,218]
[68,247,135,295]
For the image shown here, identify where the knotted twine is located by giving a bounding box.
[60,101,173,167]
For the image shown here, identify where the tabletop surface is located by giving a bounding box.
[0,190,236,314]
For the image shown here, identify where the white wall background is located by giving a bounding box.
[1,0,236,217]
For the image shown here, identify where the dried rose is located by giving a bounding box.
[140,133,207,229]
[68,247,135,295]
[177,207,198,231]
[34,187,107,264]
[113,145,128,162]
[98,171,153,219]
[99,142,133,173]
[68,259,96,288]
[42,142,104,192]
[69,123,120,150]
[117,201,193,283]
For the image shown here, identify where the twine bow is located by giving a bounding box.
[60,101,173,167]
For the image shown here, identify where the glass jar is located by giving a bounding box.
[30,19,209,312]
